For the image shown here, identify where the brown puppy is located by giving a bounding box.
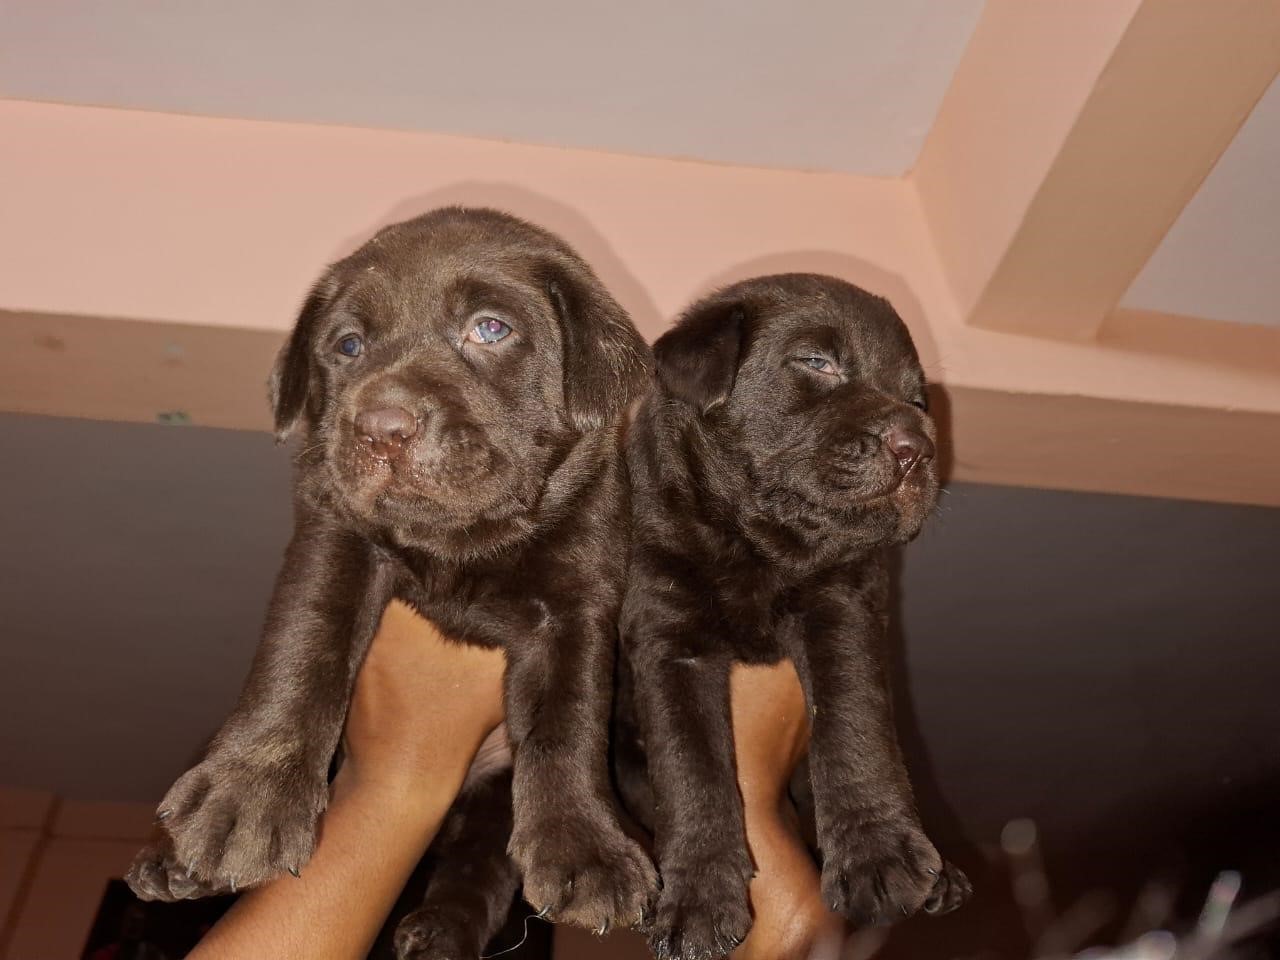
[125,208,657,953]
[617,274,970,959]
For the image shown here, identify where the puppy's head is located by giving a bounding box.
[270,207,650,554]
[654,273,937,547]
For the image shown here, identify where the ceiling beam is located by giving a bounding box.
[0,309,281,433]
[7,308,1279,508]
[1100,308,1280,379]
[913,0,1280,340]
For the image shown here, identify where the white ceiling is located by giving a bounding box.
[1123,74,1280,328]
[0,0,982,175]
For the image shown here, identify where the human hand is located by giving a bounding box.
[730,661,847,960]
[186,604,507,960]
[340,600,506,801]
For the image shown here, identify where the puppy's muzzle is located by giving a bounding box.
[354,406,418,462]
[884,426,934,478]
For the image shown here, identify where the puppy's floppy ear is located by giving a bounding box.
[544,258,652,432]
[268,279,333,443]
[653,299,746,413]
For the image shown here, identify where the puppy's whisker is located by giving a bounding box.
[481,909,541,958]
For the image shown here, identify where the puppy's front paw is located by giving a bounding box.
[125,751,326,900]
[821,819,954,926]
[509,808,657,933]
[922,859,972,916]
[126,831,219,902]
[646,852,753,960]
[394,905,479,960]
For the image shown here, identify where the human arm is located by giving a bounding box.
[188,600,505,960]
[730,660,847,960]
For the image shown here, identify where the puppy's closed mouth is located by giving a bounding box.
[336,437,511,514]
[823,466,909,502]
[363,479,508,520]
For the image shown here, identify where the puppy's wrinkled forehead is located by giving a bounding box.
[751,276,919,370]
[327,215,556,333]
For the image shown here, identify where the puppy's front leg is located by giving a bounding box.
[128,516,393,900]
[632,647,753,960]
[504,614,657,933]
[790,570,970,926]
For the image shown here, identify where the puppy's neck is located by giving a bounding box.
[532,419,622,529]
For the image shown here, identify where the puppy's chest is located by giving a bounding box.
[704,570,796,665]
[705,560,874,665]
[393,557,549,650]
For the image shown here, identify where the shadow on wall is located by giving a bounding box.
[323,188,948,399]
[326,182,666,338]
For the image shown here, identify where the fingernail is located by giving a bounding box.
[596,920,609,936]
[288,866,301,878]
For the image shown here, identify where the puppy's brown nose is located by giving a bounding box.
[885,427,934,473]
[354,407,417,459]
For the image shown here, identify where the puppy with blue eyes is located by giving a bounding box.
[617,274,971,959]
[125,207,658,957]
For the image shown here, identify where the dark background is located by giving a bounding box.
[3,411,1277,957]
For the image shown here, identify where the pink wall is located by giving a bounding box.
[4,100,1276,417]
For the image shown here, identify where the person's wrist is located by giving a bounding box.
[342,716,500,802]
[736,765,786,808]
[334,752,466,830]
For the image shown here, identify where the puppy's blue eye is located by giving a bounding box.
[468,317,512,344]
[336,334,363,357]
[801,356,834,373]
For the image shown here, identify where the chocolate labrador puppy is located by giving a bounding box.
[125,207,657,953]
[618,274,970,959]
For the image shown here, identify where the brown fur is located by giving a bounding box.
[125,208,658,954]
[617,274,971,959]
